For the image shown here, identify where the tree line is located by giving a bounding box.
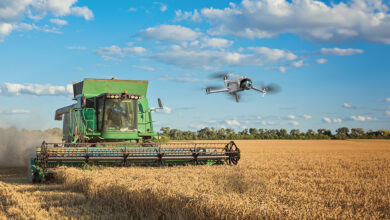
[159,127,390,141]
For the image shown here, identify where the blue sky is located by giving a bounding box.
[0,0,389,132]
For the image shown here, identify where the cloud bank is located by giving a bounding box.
[0,0,93,41]
[179,0,390,44]
[0,83,73,96]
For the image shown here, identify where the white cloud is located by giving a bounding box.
[350,115,377,121]
[265,66,287,73]
[123,46,148,56]
[14,23,61,34]
[289,121,299,126]
[36,0,93,20]
[94,45,122,56]
[303,114,312,119]
[0,109,30,115]
[0,82,73,96]
[322,117,332,123]
[101,55,120,61]
[333,118,343,123]
[225,119,240,126]
[69,6,93,20]
[316,58,328,64]
[286,115,296,120]
[322,117,342,123]
[132,65,155,71]
[175,9,202,22]
[201,37,233,48]
[261,121,275,126]
[153,45,297,69]
[386,111,390,116]
[343,103,351,108]
[67,45,86,50]
[49,18,67,26]
[138,25,202,42]
[154,2,167,13]
[158,75,207,83]
[0,0,93,41]
[265,58,305,72]
[385,98,390,102]
[196,0,390,44]
[0,23,13,41]
[248,47,297,61]
[129,8,137,12]
[291,60,303,67]
[343,102,360,110]
[94,45,148,59]
[320,48,364,56]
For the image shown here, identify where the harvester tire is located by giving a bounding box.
[32,173,41,184]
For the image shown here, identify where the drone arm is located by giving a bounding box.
[206,88,229,94]
[251,86,266,97]
[251,86,265,93]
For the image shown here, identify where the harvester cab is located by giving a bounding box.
[54,78,157,143]
[30,78,240,183]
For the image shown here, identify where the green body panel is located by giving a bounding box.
[80,78,148,98]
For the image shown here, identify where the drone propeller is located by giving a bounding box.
[209,71,231,80]
[204,84,224,90]
[259,82,282,94]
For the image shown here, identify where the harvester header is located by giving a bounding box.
[30,78,240,183]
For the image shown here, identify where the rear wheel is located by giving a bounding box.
[32,173,41,184]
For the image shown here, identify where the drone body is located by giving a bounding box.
[205,73,280,103]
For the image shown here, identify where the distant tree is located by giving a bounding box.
[290,129,300,136]
[159,126,388,140]
[318,128,332,137]
[217,128,226,139]
[351,128,365,137]
[160,127,170,136]
[249,128,258,136]
[378,129,390,137]
[279,128,288,138]
[336,127,350,136]
[306,129,315,136]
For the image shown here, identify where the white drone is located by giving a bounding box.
[205,73,281,102]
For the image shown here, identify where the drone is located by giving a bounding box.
[205,73,281,103]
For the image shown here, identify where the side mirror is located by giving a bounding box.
[158,98,163,109]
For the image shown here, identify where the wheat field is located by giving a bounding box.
[1,140,389,219]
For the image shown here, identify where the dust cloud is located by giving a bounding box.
[0,127,61,167]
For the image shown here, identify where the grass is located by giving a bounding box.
[1,140,390,219]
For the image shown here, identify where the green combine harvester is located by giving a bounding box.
[30,78,240,183]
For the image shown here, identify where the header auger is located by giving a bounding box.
[30,78,240,183]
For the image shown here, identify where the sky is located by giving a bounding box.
[0,0,389,132]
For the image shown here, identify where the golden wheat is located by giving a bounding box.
[1,140,389,219]
[56,140,390,219]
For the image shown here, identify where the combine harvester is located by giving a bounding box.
[30,78,240,182]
